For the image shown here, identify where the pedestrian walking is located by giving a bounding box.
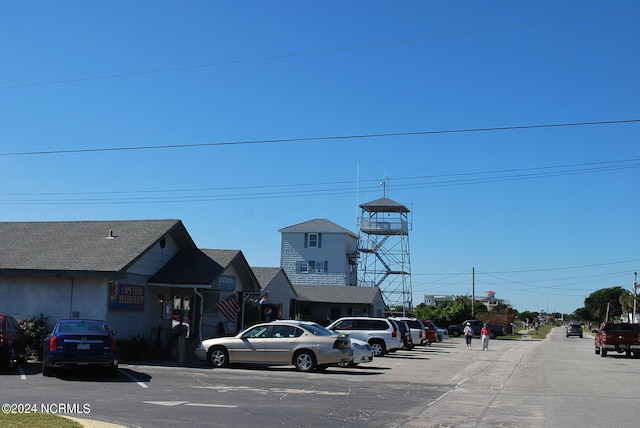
[481,323,490,350]
[463,322,474,350]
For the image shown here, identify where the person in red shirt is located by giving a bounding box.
[481,324,491,351]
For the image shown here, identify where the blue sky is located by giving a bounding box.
[1,2,639,314]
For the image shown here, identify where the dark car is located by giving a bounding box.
[393,319,414,350]
[42,319,118,377]
[566,323,583,338]
[0,314,27,369]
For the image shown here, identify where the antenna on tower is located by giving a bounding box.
[380,174,389,198]
[355,163,360,226]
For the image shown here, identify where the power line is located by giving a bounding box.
[2,156,639,204]
[1,119,638,157]
[1,9,636,90]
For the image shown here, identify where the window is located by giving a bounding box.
[305,233,322,248]
[299,261,309,273]
[271,325,298,338]
[309,260,328,273]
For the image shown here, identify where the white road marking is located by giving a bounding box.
[185,403,237,408]
[143,401,237,408]
[143,401,188,406]
[191,385,349,396]
[428,377,470,407]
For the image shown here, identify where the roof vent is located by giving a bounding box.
[106,229,116,239]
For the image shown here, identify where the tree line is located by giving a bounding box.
[409,286,637,332]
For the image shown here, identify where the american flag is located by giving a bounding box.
[216,292,240,322]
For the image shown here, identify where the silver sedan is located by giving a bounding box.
[195,321,352,372]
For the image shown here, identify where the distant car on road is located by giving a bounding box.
[565,323,583,338]
[0,314,27,369]
[195,320,352,372]
[42,319,118,377]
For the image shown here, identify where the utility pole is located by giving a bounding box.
[471,267,475,317]
[634,272,638,324]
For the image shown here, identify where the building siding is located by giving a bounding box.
[280,229,358,287]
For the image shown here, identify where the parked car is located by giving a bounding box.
[392,319,414,350]
[42,319,118,377]
[594,321,640,358]
[435,325,449,341]
[345,337,374,367]
[421,320,439,344]
[195,320,352,372]
[0,314,27,369]
[327,317,403,357]
[278,320,373,368]
[391,317,427,346]
[565,323,583,338]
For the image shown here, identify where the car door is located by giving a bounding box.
[4,316,23,349]
[231,325,269,363]
[265,325,301,363]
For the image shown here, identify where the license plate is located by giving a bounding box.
[77,343,90,350]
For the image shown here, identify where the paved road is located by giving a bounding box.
[2,328,639,427]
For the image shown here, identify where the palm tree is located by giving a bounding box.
[619,292,635,323]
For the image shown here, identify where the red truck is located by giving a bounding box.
[594,322,640,358]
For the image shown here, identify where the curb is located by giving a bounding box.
[62,415,127,428]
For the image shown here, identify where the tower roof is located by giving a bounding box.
[359,197,409,213]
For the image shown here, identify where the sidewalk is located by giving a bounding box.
[518,329,533,339]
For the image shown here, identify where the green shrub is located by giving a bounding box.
[19,314,49,357]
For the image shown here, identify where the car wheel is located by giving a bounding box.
[42,364,54,377]
[294,350,316,372]
[452,330,460,337]
[207,346,229,368]
[490,332,496,340]
[369,340,386,357]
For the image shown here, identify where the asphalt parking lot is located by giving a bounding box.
[1,339,469,427]
[2,336,546,427]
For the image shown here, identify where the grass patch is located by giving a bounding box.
[527,324,554,339]
[0,413,82,428]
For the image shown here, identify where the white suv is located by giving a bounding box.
[327,317,403,357]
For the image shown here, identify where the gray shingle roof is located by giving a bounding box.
[252,267,283,289]
[278,219,357,236]
[148,249,241,285]
[0,219,193,273]
[292,284,381,304]
[359,197,410,213]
